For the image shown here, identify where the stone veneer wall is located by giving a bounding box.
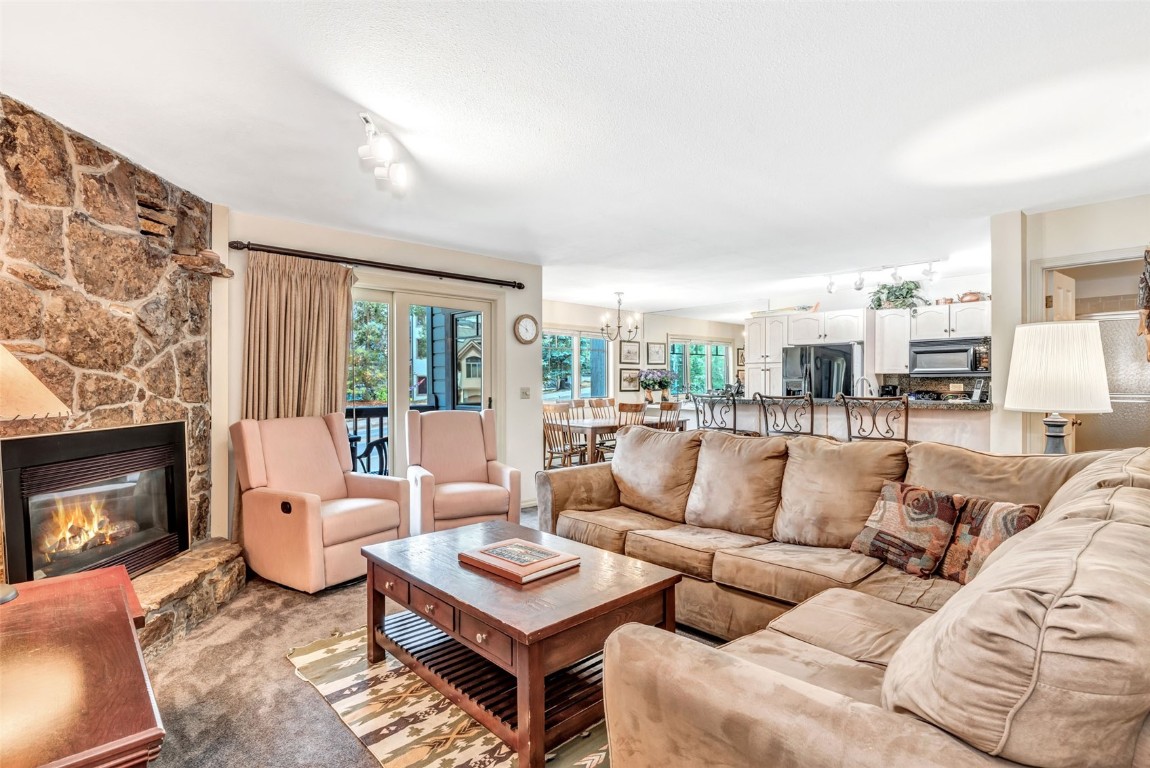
[0,95,213,580]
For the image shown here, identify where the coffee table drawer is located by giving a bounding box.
[460,611,514,668]
[411,586,455,632]
[375,566,410,605]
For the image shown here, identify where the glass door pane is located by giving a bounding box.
[347,291,392,475]
[542,333,575,401]
[579,335,608,398]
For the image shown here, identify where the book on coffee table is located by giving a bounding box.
[458,538,580,584]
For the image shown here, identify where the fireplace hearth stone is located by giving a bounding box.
[132,538,245,657]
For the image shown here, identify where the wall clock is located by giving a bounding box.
[513,314,540,344]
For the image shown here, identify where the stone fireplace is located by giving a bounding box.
[2,422,189,582]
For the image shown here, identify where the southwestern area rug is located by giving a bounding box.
[288,627,610,767]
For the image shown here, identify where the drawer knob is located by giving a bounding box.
[384,581,394,590]
[424,604,435,614]
[475,632,488,644]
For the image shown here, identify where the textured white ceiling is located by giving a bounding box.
[2,2,1148,318]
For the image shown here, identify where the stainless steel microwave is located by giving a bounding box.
[908,337,991,377]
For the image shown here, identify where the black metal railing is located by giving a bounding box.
[344,402,443,475]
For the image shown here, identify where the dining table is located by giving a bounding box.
[568,416,690,463]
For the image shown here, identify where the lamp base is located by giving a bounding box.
[1043,412,1070,455]
[0,583,17,605]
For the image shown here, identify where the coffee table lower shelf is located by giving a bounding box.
[376,611,604,750]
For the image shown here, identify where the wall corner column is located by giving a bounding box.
[989,210,1026,454]
[209,203,233,538]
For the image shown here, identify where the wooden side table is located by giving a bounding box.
[0,566,164,768]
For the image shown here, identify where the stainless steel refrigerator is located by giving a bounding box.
[1075,312,1150,452]
[782,343,863,399]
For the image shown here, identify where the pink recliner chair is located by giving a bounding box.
[406,409,521,534]
[230,413,409,593]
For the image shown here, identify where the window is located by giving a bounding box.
[465,356,481,378]
[669,339,732,396]
[542,331,608,401]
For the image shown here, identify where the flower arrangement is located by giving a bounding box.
[638,369,674,391]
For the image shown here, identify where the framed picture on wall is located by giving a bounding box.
[619,368,641,392]
[736,347,746,366]
[736,368,746,384]
[620,340,640,365]
[647,342,666,365]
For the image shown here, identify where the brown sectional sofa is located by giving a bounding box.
[535,426,1150,767]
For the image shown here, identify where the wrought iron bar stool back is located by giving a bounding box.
[836,394,910,442]
[691,393,736,432]
[752,393,815,436]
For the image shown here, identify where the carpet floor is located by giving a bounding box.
[144,507,713,767]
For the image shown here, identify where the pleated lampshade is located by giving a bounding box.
[1004,321,1112,414]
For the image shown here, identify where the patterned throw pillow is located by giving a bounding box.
[850,481,965,577]
[940,496,1040,585]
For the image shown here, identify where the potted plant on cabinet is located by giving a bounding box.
[868,280,926,309]
[639,369,674,403]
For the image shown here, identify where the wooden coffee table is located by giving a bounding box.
[363,520,681,767]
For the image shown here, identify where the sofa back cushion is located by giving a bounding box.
[684,432,789,537]
[905,442,1104,512]
[611,426,703,522]
[408,409,490,484]
[774,437,907,548]
[1045,447,1150,514]
[252,416,348,501]
[882,517,1150,768]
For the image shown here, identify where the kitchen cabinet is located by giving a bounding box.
[786,309,865,345]
[745,363,782,397]
[911,301,991,340]
[874,309,911,374]
[744,315,786,365]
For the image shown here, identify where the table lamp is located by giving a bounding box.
[0,345,73,604]
[1003,321,1112,454]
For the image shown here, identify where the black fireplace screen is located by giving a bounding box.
[2,423,189,582]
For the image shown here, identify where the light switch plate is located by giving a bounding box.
[949,383,964,392]
[520,387,530,399]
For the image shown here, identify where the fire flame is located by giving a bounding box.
[40,496,109,557]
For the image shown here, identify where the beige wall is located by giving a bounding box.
[209,210,543,534]
[990,193,1150,453]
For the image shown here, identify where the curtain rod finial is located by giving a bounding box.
[228,240,249,251]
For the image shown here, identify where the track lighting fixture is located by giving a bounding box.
[890,268,904,286]
[922,262,938,283]
[853,273,865,291]
[826,277,837,294]
[358,112,408,190]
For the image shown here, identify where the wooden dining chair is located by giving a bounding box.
[617,402,647,426]
[568,398,588,420]
[589,398,615,420]
[752,393,814,436]
[836,394,910,442]
[543,403,587,467]
[654,401,683,431]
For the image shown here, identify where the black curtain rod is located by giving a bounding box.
[227,240,526,290]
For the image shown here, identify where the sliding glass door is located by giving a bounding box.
[542,331,608,401]
[347,288,393,475]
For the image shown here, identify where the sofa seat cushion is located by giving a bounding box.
[852,564,961,612]
[774,437,908,548]
[720,628,885,706]
[768,588,932,668]
[683,431,789,538]
[625,525,768,581]
[433,482,509,520]
[883,517,1150,768]
[905,441,1104,512]
[1045,447,1150,515]
[712,543,882,604]
[555,506,677,553]
[610,426,703,523]
[320,497,401,546]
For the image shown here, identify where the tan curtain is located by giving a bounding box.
[241,251,356,419]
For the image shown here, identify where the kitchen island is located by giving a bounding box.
[651,397,992,450]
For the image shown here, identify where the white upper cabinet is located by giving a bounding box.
[745,316,788,363]
[874,309,911,374]
[744,363,781,397]
[787,309,865,345]
[910,301,992,340]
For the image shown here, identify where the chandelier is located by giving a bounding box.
[601,292,640,342]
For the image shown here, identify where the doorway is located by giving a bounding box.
[346,287,493,476]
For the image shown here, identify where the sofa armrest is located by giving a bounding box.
[241,488,325,593]
[535,463,620,533]
[604,624,1013,768]
[407,465,436,535]
[344,473,411,539]
[487,460,522,524]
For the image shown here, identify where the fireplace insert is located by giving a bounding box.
[1,422,189,582]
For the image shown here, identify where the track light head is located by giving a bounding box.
[853,274,865,291]
[922,262,938,283]
[890,268,904,286]
[826,277,836,294]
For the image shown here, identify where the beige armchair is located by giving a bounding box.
[230,413,409,593]
[406,409,521,534]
